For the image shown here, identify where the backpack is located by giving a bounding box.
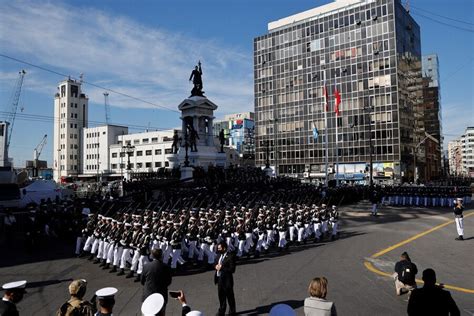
[399,262,415,284]
[56,299,93,316]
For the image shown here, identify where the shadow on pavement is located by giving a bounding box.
[27,278,73,289]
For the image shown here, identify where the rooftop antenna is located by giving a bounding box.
[79,73,84,83]
[405,0,410,13]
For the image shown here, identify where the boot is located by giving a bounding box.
[117,268,125,276]
[109,266,117,273]
[102,263,110,270]
[126,271,135,278]
[134,274,141,282]
[99,259,106,267]
[88,254,95,261]
[93,258,101,264]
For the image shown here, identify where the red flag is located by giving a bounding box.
[334,87,341,116]
[323,86,329,112]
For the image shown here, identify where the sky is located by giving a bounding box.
[0,0,473,167]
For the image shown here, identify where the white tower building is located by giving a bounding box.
[53,78,89,182]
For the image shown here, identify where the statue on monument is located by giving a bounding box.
[189,125,200,152]
[189,60,204,97]
[171,130,181,154]
[219,129,226,153]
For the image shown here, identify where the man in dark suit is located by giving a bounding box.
[214,241,236,316]
[407,268,460,316]
[141,248,172,316]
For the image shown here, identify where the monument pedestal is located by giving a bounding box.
[170,95,228,177]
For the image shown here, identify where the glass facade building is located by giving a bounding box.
[254,0,423,183]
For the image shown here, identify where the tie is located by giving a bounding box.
[217,254,225,277]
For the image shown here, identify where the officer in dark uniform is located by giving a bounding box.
[0,280,27,316]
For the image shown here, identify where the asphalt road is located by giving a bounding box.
[1,201,472,316]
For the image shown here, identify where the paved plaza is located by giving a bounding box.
[1,201,473,315]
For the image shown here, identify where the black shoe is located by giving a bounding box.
[117,268,125,276]
[99,260,106,267]
[88,254,95,261]
[93,258,101,264]
[102,263,110,270]
[126,271,134,278]
[455,236,464,241]
[109,266,117,273]
[134,274,141,282]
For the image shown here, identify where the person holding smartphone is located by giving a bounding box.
[170,290,203,316]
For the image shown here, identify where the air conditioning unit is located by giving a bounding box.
[356,20,362,25]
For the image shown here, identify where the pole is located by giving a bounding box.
[324,73,329,188]
[369,112,373,187]
[335,107,339,187]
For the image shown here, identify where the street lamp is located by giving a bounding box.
[122,143,135,171]
[364,105,374,187]
[264,140,270,169]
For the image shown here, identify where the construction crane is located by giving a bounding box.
[5,70,27,151]
[33,134,47,178]
[104,92,111,124]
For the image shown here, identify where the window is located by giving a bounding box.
[133,139,140,144]
[155,149,162,155]
[136,151,143,156]
[165,161,169,167]
[136,162,143,168]
[165,148,173,154]
[111,164,117,169]
[112,153,118,158]
[120,152,125,157]
[146,150,152,156]
[155,162,162,167]
[152,137,158,143]
[142,138,149,144]
[145,162,152,168]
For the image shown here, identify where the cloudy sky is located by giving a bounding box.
[0,0,473,167]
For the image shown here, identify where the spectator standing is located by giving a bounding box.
[0,280,27,316]
[56,279,94,316]
[304,277,337,316]
[370,188,381,216]
[141,248,172,316]
[407,268,460,316]
[393,252,418,296]
[3,210,16,246]
[214,241,236,316]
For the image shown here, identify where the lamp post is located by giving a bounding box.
[122,143,135,180]
[265,140,270,169]
[364,105,374,187]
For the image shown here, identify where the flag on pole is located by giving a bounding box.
[323,85,329,112]
[334,86,341,116]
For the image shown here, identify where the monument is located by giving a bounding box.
[170,62,227,179]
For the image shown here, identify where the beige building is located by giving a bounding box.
[53,79,89,182]
[448,138,463,176]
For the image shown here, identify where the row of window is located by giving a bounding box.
[86,154,99,160]
[86,143,99,149]
[60,133,78,139]
[111,161,169,169]
[257,4,390,51]
[59,165,78,171]
[86,131,106,138]
[112,148,173,157]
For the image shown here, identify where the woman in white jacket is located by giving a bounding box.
[304,277,337,316]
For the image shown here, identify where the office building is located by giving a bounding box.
[461,126,474,177]
[448,138,463,176]
[82,125,128,178]
[53,78,89,182]
[0,122,9,167]
[108,130,176,175]
[254,0,423,183]
[213,112,255,161]
[421,54,442,180]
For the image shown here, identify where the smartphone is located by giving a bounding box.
[169,291,180,298]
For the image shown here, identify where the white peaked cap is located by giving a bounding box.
[95,287,118,299]
[141,293,164,316]
[187,311,204,316]
[269,304,296,316]
[2,280,27,290]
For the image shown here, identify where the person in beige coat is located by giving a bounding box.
[304,277,337,316]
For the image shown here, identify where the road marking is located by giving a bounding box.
[364,211,474,294]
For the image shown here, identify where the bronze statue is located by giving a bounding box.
[171,130,180,154]
[189,61,204,97]
[189,127,199,152]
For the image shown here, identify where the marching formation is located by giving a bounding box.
[380,185,472,207]
[78,203,340,280]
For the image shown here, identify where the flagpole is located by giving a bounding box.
[335,98,339,187]
[323,74,329,188]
